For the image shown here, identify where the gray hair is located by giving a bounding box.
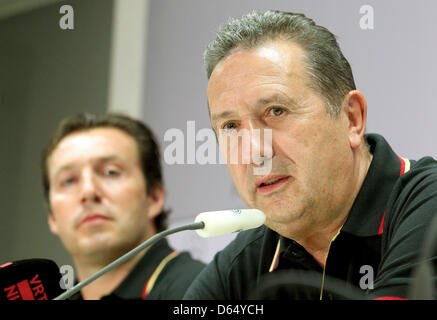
[204,10,356,117]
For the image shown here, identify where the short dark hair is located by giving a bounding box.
[205,10,356,117]
[41,113,170,232]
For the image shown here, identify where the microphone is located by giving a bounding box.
[0,259,65,300]
[195,209,266,237]
[54,209,266,300]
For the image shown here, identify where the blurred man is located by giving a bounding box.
[42,113,204,300]
[184,10,437,299]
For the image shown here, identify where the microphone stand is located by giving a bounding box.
[54,222,204,300]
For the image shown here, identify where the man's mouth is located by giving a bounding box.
[256,175,290,193]
[80,213,111,227]
[260,178,282,186]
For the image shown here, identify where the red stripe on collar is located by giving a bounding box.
[379,155,410,235]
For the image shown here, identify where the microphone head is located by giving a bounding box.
[194,209,266,237]
[0,259,65,300]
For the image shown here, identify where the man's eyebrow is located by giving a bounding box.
[210,110,238,123]
[255,93,296,107]
[52,164,74,179]
[96,155,124,163]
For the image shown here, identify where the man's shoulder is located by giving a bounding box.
[172,251,206,271]
[234,224,268,246]
[384,155,437,233]
[409,156,437,175]
[217,224,270,265]
[373,156,437,298]
[182,225,274,299]
[165,250,206,276]
[148,249,206,299]
[397,156,437,195]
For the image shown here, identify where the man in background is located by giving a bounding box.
[42,113,204,299]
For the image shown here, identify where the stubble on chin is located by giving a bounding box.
[258,192,319,236]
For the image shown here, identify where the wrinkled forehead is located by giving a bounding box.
[207,40,312,121]
[209,41,308,99]
[209,40,307,86]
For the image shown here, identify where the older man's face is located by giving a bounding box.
[208,39,356,235]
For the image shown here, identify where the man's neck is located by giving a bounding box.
[73,247,149,300]
[294,214,347,268]
[279,148,374,268]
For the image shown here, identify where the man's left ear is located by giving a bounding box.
[343,90,367,149]
[147,184,165,220]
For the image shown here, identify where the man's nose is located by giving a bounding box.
[80,170,101,205]
[247,119,274,167]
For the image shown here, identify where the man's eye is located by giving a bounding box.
[61,177,76,186]
[222,122,238,131]
[104,168,120,177]
[268,107,285,117]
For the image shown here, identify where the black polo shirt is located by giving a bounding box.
[183,133,437,300]
[70,238,205,300]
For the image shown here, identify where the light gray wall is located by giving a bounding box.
[143,0,437,262]
[0,0,114,266]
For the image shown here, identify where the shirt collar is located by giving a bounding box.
[107,237,173,299]
[341,133,404,237]
[70,238,173,300]
[276,133,406,259]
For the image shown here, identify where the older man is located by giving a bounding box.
[42,113,204,299]
[184,10,437,299]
